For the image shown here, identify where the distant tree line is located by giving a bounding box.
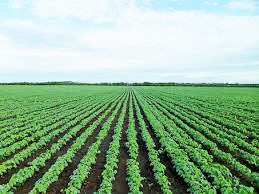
[0,81,258,87]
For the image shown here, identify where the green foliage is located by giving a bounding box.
[0,86,257,194]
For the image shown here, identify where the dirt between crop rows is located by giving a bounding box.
[2,94,190,194]
[11,97,123,194]
[0,98,116,185]
[79,96,128,193]
[152,97,258,189]
[134,96,188,194]
[45,96,126,193]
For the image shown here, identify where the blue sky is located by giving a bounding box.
[0,0,259,83]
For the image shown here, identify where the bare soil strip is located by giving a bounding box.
[132,101,162,193]
[0,100,115,185]
[47,96,125,193]
[156,99,258,172]
[111,97,130,194]
[12,99,120,194]
[153,98,257,189]
[135,96,189,194]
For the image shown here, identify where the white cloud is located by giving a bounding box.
[2,11,259,71]
[159,71,259,83]
[160,71,259,79]
[2,0,259,82]
[9,0,26,8]
[9,0,138,22]
[2,19,33,27]
[204,1,219,7]
[226,0,258,11]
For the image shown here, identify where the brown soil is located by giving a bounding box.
[46,95,125,193]
[0,101,96,163]
[156,99,258,172]
[152,98,258,189]
[79,97,126,193]
[213,153,258,189]
[4,91,255,193]
[79,124,114,193]
[135,95,189,194]
[0,128,69,185]
[0,101,88,149]
[111,96,129,194]
[133,101,162,194]
[12,98,120,194]
[0,99,115,185]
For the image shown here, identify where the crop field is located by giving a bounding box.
[0,85,258,194]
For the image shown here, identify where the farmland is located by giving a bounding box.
[0,85,258,194]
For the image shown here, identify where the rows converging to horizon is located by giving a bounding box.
[0,86,258,193]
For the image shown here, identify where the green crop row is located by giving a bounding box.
[64,92,128,194]
[126,93,143,194]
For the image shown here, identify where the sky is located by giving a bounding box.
[0,0,259,83]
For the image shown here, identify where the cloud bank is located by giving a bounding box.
[1,0,259,83]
